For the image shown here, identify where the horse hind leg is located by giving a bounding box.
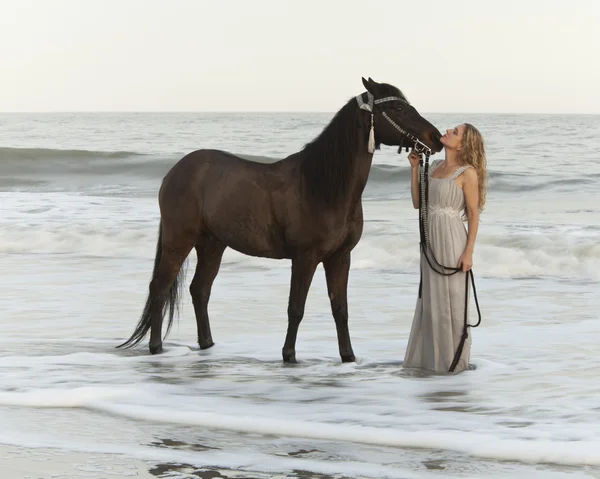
[190,236,226,350]
[147,243,193,354]
[117,221,193,354]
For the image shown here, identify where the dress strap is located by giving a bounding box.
[450,165,473,180]
[429,159,443,173]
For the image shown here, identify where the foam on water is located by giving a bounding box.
[1,112,599,477]
[1,191,599,280]
[0,429,427,479]
[1,372,600,468]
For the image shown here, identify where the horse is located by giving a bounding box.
[117,77,443,363]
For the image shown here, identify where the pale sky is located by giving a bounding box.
[1,0,598,113]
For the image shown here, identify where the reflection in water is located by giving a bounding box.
[422,459,446,470]
[149,463,355,479]
[150,437,218,452]
[150,463,372,479]
[147,438,356,479]
[149,463,236,478]
[420,389,469,403]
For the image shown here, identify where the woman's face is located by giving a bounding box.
[440,124,466,150]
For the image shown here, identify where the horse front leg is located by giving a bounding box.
[323,251,355,362]
[282,255,319,363]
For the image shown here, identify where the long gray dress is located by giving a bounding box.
[403,160,473,373]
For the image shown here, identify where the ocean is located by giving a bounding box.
[0,111,599,478]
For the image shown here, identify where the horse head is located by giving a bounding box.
[360,77,443,154]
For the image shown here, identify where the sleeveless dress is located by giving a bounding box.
[403,160,473,373]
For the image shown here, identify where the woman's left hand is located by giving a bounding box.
[457,250,473,272]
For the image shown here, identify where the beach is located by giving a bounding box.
[1,112,599,478]
[1,444,156,479]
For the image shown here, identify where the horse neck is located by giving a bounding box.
[295,105,375,208]
[346,139,374,205]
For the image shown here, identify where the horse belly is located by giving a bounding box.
[220,219,287,259]
[204,196,287,259]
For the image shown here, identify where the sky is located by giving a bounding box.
[0,0,598,114]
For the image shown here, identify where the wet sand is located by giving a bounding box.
[0,444,361,479]
[0,444,154,478]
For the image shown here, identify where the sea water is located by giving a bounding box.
[1,112,599,478]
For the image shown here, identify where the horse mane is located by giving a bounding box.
[299,83,407,204]
[299,98,361,204]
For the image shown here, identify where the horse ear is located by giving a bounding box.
[362,77,376,94]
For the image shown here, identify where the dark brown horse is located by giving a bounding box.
[118,77,442,362]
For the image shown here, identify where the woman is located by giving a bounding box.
[403,123,487,373]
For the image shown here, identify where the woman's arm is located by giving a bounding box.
[458,168,479,272]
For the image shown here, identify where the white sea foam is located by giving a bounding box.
[94,404,600,466]
[0,430,423,479]
[1,191,599,280]
[1,385,600,467]
[2,112,600,478]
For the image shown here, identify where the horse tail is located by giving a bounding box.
[117,220,186,349]
[163,243,186,340]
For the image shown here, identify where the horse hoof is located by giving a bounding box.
[149,344,163,355]
[282,349,297,363]
[199,340,215,350]
[341,354,356,363]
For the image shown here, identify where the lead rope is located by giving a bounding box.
[418,153,482,372]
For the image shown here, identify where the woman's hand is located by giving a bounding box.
[457,249,473,272]
[408,150,421,168]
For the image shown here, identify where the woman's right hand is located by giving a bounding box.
[408,150,421,168]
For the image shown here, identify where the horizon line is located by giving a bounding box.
[0,110,598,116]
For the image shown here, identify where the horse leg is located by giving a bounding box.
[148,245,192,354]
[282,256,319,363]
[190,237,226,350]
[323,252,355,362]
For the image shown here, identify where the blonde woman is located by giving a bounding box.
[403,123,487,373]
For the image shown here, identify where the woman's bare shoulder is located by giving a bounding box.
[461,167,478,183]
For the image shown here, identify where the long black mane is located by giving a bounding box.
[299,83,408,204]
[299,98,362,204]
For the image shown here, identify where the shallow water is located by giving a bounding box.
[1,112,599,477]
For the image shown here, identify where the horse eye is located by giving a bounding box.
[395,105,403,111]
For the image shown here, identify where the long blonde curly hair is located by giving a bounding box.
[457,123,487,213]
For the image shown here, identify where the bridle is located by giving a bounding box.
[355,91,432,155]
[357,90,482,373]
